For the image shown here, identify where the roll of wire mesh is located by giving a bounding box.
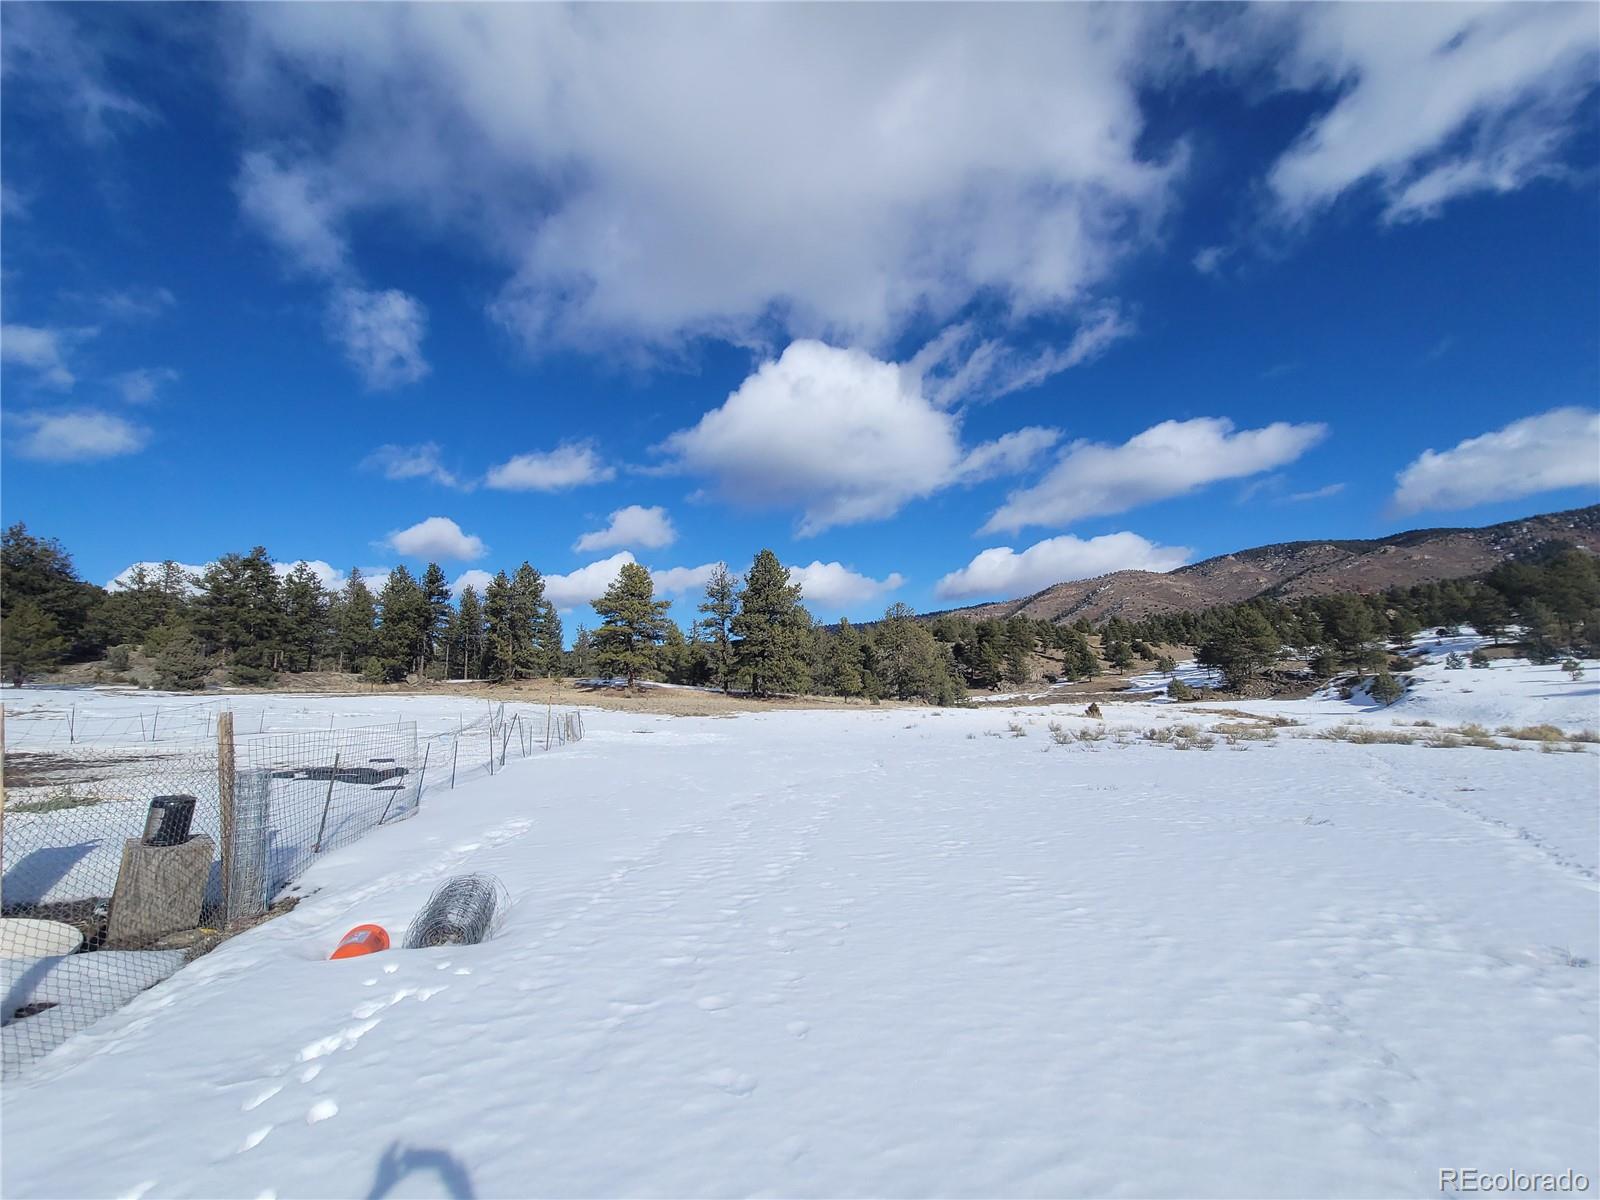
[402,873,508,949]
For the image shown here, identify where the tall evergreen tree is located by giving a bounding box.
[377,565,430,679]
[195,547,283,681]
[280,561,332,671]
[335,568,379,671]
[569,623,595,678]
[532,599,565,676]
[823,618,865,697]
[696,562,739,693]
[1,523,104,658]
[421,563,453,665]
[481,571,516,681]
[591,562,670,692]
[732,550,807,698]
[509,562,546,676]
[450,585,485,679]
[2,599,68,685]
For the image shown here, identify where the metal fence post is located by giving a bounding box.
[217,711,235,921]
[226,768,271,926]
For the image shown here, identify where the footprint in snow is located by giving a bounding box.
[306,1100,339,1125]
[697,995,733,1011]
[703,1068,758,1096]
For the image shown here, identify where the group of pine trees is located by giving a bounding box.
[0,524,563,689]
[4,521,1595,701]
[1126,543,1600,689]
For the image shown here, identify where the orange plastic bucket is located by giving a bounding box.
[329,923,390,960]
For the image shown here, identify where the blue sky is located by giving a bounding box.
[3,3,1598,630]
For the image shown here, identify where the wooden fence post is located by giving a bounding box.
[1,703,8,855]
[217,710,235,922]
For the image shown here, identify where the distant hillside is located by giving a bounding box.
[933,504,1600,626]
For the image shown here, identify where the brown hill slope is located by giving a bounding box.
[936,504,1600,625]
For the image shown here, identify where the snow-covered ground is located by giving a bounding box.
[2,654,1597,1198]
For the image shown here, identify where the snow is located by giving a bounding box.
[2,661,1598,1197]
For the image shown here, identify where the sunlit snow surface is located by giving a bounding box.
[2,640,1597,1198]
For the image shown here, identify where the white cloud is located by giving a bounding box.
[1391,408,1600,515]
[955,427,1062,485]
[362,442,462,489]
[1265,4,1600,223]
[485,441,616,492]
[935,532,1192,601]
[545,552,637,610]
[984,416,1327,534]
[650,563,719,596]
[105,562,207,592]
[449,568,495,597]
[909,306,1135,408]
[236,150,349,278]
[112,366,179,405]
[789,561,906,613]
[574,505,677,553]
[0,4,154,143]
[10,409,148,462]
[2,324,80,390]
[1286,482,1345,503]
[326,287,429,390]
[225,5,1181,353]
[1192,245,1228,275]
[661,340,1047,536]
[89,286,176,323]
[384,516,487,561]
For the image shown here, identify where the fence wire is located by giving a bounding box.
[2,701,584,1077]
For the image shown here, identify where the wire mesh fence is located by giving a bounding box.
[1,699,584,1076]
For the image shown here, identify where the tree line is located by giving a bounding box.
[1121,542,1600,689]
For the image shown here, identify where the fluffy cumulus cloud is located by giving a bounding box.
[448,568,495,597]
[1261,4,1600,222]
[543,553,637,610]
[574,505,677,553]
[935,532,1192,601]
[485,442,615,492]
[789,562,906,613]
[984,417,1327,534]
[650,563,719,597]
[224,5,1181,354]
[9,409,148,462]
[2,324,80,390]
[662,341,1055,535]
[362,442,461,489]
[1391,408,1600,515]
[326,287,429,390]
[384,516,487,561]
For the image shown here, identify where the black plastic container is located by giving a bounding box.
[142,795,197,847]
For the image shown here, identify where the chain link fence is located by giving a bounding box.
[1,699,584,1076]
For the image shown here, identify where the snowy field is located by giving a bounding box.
[2,644,1597,1198]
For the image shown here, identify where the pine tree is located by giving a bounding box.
[1,599,68,685]
[591,562,670,692]
[280,562,332,671]
[377,565,430,680]
[532,599,564,677]
[1,523,102,658]
[696,562,739,693]
[481,571,516,681]
[509,562,546,677]
[450,585,484,679]
[1369,670,1404,706]
[153,626,210,691]
[1196,608,1281,689]
[732,550,808,698]
[336,568,379,672]
[823,618,865,697]
[194,547,283,682]
[569,623,595,678]
[421,563,453,666]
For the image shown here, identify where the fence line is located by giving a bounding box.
[1,701,585,1076]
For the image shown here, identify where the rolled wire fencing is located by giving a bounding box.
[1,700,584,1076]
